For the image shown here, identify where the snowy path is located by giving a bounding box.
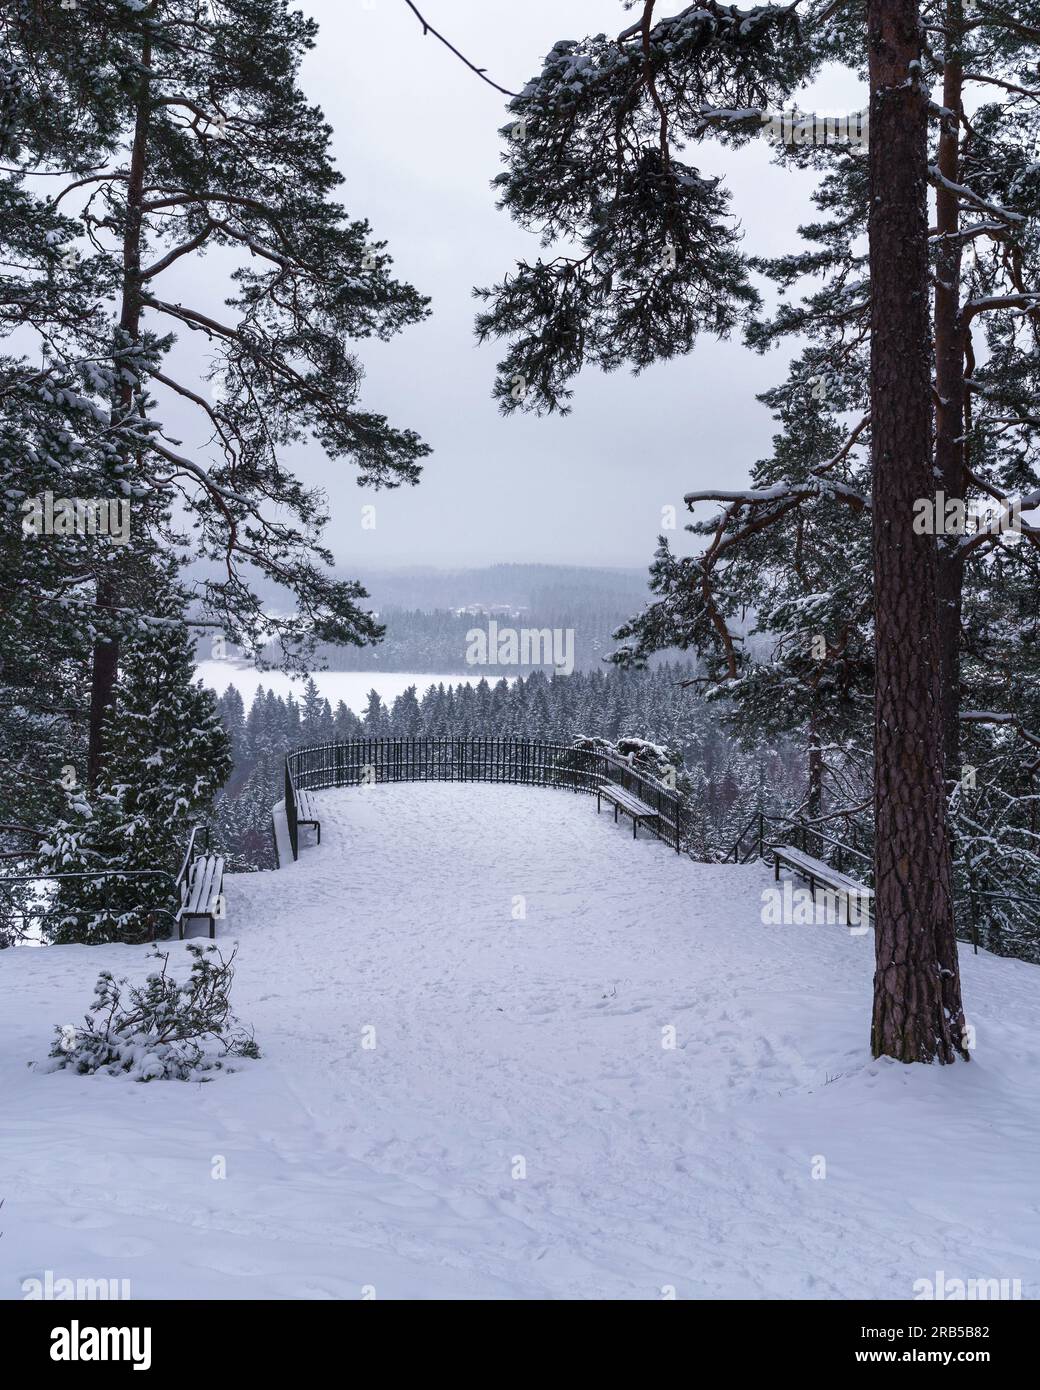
[3,782,1040,1299]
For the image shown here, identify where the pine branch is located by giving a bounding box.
[139,223,216,280]
[402,1,518,98]
[927,165,1026,225]
[961,711,1040,770]
[961,71,1040,101]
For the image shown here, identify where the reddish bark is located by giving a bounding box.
[87,36,151,787]
[934,2,967,784]
[867,0,968,1061]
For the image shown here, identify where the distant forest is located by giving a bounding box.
[290,604,654,674]
[198,564,664,674]
[223,562,651,612]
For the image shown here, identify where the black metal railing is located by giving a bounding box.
[0,868,179,943]
[726,809,873,877]
[282,737,685,862]
[1,823,211,945]
[726,809,1040,957]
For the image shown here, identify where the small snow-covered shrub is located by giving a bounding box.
[48,943,259,1082]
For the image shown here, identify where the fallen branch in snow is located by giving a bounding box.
[46,943,260,1082]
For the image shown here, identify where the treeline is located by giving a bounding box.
[213,664,799,871]
[220,561,651,615]
[247,603,664,674]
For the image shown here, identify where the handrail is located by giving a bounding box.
[728,806,873,878]
[796,824,872,866]
[2,822,207,944]
[727,809,872,873]
[727,810,1039,960]
[0,869,180,944]
[270,810,281,871]
[174,824,210,896]
[284,756,299,864]
[0,870,177,886]
[281,737,685,862]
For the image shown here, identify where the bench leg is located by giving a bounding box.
[209,915,215,940]
[633,816,638,840]
[316,824,321,845]
[774,856,780,881]
[614,805,618,824]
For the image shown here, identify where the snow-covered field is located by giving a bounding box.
[196,661,507,714]
[3,783,1040,1300]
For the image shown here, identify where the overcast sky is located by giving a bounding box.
[186,3,865,571]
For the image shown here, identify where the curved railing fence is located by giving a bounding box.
[283,737,683,862]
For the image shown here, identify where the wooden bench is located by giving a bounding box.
[597,782,661,840]
[296,789,321,845]
[773,844,873,924]
[176,853,225,939]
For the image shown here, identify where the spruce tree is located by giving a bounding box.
[333,699,363,742]
[362,689,389,738]
[392,685,422,737]
[39,568,230,943]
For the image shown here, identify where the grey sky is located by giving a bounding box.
[178,3,865,571]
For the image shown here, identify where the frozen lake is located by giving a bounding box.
[196,662,511,714]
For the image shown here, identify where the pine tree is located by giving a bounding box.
[471,0,1009,1061]
[0,1,431,791]
[300,678,327,746]
[333,699,363,742]
[391,685,422,737]
[0,170,143,879]
[282,697,300,755]
[218,687,247,783]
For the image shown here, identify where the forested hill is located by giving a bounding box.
[194,564,662,673]
[355,564,651,613]
[293,603,650,674]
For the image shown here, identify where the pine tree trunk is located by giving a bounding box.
[934,6,965,786]
[86,591,119,789]
[807,720,824,855]
[86,36,151,787]
[867,0,968,1062]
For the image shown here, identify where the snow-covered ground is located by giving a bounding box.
[3,783,1040,1300]
[195,661,509,714]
